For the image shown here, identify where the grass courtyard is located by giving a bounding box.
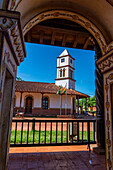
[10,130,95,144]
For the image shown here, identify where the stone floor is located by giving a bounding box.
[8,145,106,170]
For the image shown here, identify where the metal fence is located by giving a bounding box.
[10,119,96,149]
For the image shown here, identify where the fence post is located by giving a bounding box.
[32,118,35,131]
[87,121,90,151]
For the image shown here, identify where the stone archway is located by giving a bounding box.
[0,8,105,170]
[23,10,107,54]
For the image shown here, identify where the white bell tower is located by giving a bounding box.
[55,49,76,89]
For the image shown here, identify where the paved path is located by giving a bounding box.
[8,146,106,170]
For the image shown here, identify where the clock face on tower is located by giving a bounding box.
[55,49,75,90]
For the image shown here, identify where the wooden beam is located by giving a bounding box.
[27,31,31,42]
[62,34,67,46]
[40,31,44,44]
[51,32,56,45]
[34,25,89,36]
[73,36,77,48]
[83,37,90,49]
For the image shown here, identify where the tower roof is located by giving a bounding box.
[59,49,70,57]
[58,49,75,60]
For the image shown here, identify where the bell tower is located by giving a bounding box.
[55,49,76,89]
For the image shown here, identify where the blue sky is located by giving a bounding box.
[17,42,95,96]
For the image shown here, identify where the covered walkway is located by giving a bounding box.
[8,146,105,170]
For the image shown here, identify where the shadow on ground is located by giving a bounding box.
[8,150,106,170]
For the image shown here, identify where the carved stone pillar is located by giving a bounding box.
[96,48,113,169]
[0,10,26,170]
[95,47,105,149]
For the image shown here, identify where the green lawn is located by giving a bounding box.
[10,130,96,144]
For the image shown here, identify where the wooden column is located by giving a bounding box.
[41,93,44,116]
[85,98,87,112]
[77,97,79,115]
[71,90,73,115]
[82,99,83,114]
[95,47,105,149]
[19,92,23,112]
[75,98,76,115]
[60,94,62,115]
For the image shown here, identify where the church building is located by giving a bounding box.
[14,49,89,116]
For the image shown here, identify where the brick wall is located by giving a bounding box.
[13,107,71,116]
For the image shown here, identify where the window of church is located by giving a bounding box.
[70,59,72,64]
[42,97,48,109]
[60,70,62,77]
[63,69,65,77]
[61,58,65,62]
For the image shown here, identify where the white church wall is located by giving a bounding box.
[57,58,60,67]
[15,92,21,107]
[15,92,42,108]
[55,79,75,89]
[65,67,68,77]
[57,69,59,78]
[44,94,73,109]
[45,94,60,108]
[69,67,74,79]
[15,92,76,110]
[69,58,74,68]
[62,95,72,109]
[69,80,75,90]
[67,67,69,77]
[55,79,69,88]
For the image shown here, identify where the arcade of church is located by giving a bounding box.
[14,91,75,116]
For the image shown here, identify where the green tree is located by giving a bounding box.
[78,96,96,111]
[16,77,24,81]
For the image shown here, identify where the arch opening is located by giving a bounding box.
[23,10,109,56]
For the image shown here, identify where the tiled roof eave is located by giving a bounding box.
[15,81,89,98]
[15,90,88,98]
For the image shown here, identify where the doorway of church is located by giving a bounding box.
[25,96,33,114]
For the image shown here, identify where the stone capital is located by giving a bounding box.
[96,49,113,73]
[0,9,26,65]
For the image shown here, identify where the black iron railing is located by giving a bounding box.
[10,119,96,149]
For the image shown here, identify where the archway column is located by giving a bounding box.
[96,49,113,170]
[0,10,26,170]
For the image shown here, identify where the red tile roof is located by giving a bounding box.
[15,81,89,98]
